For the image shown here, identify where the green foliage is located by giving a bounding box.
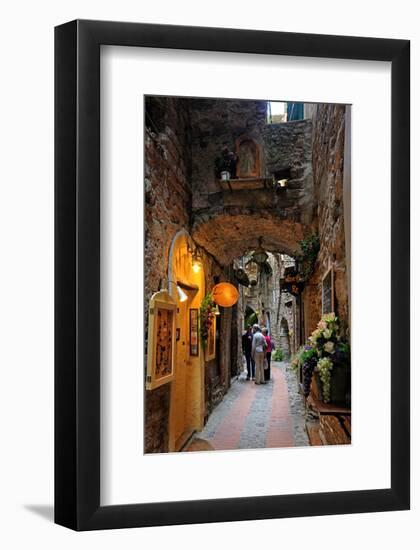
[300,346,318,364]
[272,349,284,362]
[199,293,216,349]
[295,233,320,281]
[244,311,258,328]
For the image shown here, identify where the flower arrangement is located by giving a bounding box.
[317,357,334,402]
[199,293,217,349]
[291,313,350,402]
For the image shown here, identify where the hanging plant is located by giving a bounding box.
[295,233,320,282]
[199,293,217,349]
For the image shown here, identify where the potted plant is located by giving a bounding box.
[309,313,350,404]
[292,313,350,405]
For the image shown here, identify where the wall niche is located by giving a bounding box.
[236,136,261,178]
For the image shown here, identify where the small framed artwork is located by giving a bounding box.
[145,290,176,390]
[205,315,216,361]
[189,308,199,356]
[322,266,334,314]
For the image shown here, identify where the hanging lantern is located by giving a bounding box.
[252,237,268,265]
[191,249,202,273]
[212,282,239,307]
[234,268,250,286]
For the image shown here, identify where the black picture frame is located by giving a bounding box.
[55,19,410,531]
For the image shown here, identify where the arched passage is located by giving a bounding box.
[244,305,258,327]
[192,212,307,266]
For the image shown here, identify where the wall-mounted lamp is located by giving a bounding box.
[191,249,202,273]
[274,168,291,189]
[176,285,188,303]
[188,240,202,274]
[164,279,189,303]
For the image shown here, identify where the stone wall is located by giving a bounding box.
[189,98,314,227]
[306,103,349,335]
[144,97,193,453]
[189,98,268,208]
[262,120,314,225]
[145,96,192,312]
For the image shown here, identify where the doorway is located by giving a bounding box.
[167,231,205,451]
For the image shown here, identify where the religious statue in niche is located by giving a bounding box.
[154,308,174,379]
[215,145,237,179]
[236,137,260,178]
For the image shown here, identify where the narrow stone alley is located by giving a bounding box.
[144,96,351,454]
[187,361,309,451]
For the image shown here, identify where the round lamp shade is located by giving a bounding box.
[212,282,239,308]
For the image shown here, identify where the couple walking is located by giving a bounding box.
[242,324,274,384]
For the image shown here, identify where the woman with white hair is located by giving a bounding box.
[251,324,267,385]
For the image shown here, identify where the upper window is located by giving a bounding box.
[266,101,287,123]
[266,101,305,123]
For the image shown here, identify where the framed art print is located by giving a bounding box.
[55,20,410,530]
[145,290,176,390]
[205,315,216,362]
[189,308,199,357]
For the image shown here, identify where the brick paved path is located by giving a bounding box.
[194,361,309,450]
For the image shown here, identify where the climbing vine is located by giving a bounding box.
[295,233,320,282]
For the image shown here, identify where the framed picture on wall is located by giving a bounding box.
[189,308,199,356]
[55,19,410,531]
[205,315,216,361]
[145,290,177,390]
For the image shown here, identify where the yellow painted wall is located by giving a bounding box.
[168,231,205,451]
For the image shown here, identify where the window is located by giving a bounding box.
[266,101,287,123]
[266,101,305,123]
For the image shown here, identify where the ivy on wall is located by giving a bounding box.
[295,233,320,282]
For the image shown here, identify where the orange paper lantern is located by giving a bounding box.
[212,283,239,308]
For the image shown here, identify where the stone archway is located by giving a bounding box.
[244,305,258,327]
[192,212,307,267]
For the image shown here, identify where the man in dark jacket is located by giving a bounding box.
[242,325,255,380]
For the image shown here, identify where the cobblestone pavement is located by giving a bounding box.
[194,361,309,450]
